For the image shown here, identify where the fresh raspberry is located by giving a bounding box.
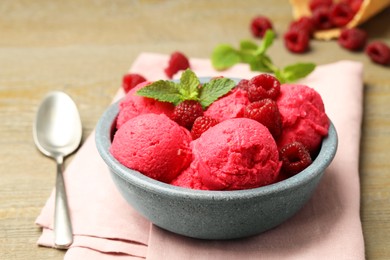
[243,99,282,139]
[289,16,316,37]
[279,142,312,177]
[247,74,281,102]
[365,41,390,66]
[312,6,333,30]
[341,0,363,14]
[236,79,250,92]
[173,100,204,129]
[329,2,354,27]
[191,116,218,139]
[122,73,147,93]
[338,28,367,51]
[250,16,273,38]
[283,30,310,53]
[309,0,333,12]
[164,51,191,79]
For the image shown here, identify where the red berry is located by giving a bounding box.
[312,6,333,30]
[243,99,283,139]
[236,79,250,92]
[283,30,310,53]
[365,41,390,66]
[250,16,273,38]
[338,28,367,51]
[122,73,147,93]
[329,2,354,27]
[341,0,363,14]
[279,142,312,177]
[191,116,218,139]
[247,74,281,102]
[164,51,190,79]
[173,100,204,129]
[309,0,333,12]
[289,16,316,37]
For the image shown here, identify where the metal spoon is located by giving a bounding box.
[33,91,82,249]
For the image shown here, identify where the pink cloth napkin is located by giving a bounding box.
[36,52,365,259]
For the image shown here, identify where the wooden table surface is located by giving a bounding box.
[1,0,389,259]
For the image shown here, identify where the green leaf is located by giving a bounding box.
[239,40,258,51]
[136,80,183,105]
[280,63,316,83]
[211,44,242,70]
[198,78,236,108]
[239,40,258,64]
[210,29,316,83]
[240,52,257,64]
[254,30,275,56]
[274,70,287,84]
[249,55,273,73]
[178,69,200,100]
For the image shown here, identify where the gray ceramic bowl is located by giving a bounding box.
[95,95,338,240]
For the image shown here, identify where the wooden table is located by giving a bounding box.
[1,1,389,259]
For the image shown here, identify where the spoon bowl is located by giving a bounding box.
[33,91,82,248]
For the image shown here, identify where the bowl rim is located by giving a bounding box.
[95,81,338,201]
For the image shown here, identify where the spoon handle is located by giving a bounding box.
[54,156,73,249]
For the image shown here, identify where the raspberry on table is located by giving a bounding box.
[338,28,367,51]
[329,2,354,27]
[309,0,333,12]
[289,16,316,37]
[365,41,390,66]
[279,142,312,177]
[250,16,273,38]
[243,99,283,139]
[164,51,191,79]
[247,74,281,102]
[191,116,218,139]
[283,30,310,53]
[122,73,147,93]
[312,6,333,30]
[173,100,204,129]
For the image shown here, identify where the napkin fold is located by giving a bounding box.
[36,53,365,259]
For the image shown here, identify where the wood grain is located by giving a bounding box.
[1,0,389,259]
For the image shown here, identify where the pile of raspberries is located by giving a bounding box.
[251,0,390,66]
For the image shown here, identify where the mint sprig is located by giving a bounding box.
[136,69,236,109]
[199,77,235,108]
[211,30,316,83]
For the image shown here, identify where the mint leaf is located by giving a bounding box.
[210,29,316,83]
[239,40,258,51]
[178,69,200,100]
[211,44,241,70]
[279,63,316,83]
[249,55,273,72]
[136,80,183,105]
[199,78,236,108]
[239,40,258,64]
[136,71,236,108]
[240,51,256,64]
[254,30,275,56]
[274,70,286,84]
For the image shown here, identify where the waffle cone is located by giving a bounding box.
[290,0,390,40]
